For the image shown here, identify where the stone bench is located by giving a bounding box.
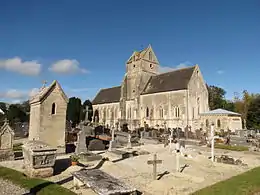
[72,169,137,195]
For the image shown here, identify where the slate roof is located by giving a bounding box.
[92,86,121,105]
[141,66,196,95]
[200,109,241,116]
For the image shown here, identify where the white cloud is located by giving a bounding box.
[49,59,88,74]
[0,57,41,76]
[159,61,193,73]
[0,88,40,102]
[217,70,224,75]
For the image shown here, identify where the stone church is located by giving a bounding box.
[92,45,209,131]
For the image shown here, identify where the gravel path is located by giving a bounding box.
[0,178,30,195]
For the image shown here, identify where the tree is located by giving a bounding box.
[207,85,227,110]
[247,95,260,130]
[6,104,27,126]
[66,97,82,127]
[81,99,93,122]
[234,90,255,129]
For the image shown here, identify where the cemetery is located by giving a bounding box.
[0,80,260,195]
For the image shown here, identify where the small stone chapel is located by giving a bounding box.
[29,80,68,152]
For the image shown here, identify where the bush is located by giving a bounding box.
[13,143,23,151]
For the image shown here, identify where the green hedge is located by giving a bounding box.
[193,166,260,195]
[0,166,76,195]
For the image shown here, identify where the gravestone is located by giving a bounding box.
[147,153,162,180]
[75,128,87,154]
[0,119,14,161]
[22,140,57,178]
[108,127,116,151]
[72,169,136,195]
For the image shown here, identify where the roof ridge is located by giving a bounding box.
[157,65,196,76]
[100,86,121,90]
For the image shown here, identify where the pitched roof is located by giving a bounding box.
[141,66,196,95]
[200,109,241,116]
[0,120,14,136]
[29,80,69,104]
[127,45,150,63]
[92,86,121,105]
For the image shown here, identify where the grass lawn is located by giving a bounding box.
[214,144,249,151]
[193,166,260,195]
[0,166,76,195]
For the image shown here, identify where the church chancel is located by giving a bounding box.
[92,45,209,131]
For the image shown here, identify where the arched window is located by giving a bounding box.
[149,51,152,61]
[160,107,164,118]
[128,107,131,119]
[206,119,209,127]
[51,103,56,115]
[217,119,221,128]
[197,97,200,115]
[146,107,149,118]
[175,107,180,118]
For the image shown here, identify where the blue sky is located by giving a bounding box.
[0,0,259,103]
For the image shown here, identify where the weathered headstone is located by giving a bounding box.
[0,119,14,161]
[72,169,136,194]
[75,129,87,154]
[147,153,162,180]
[22,140,57,178]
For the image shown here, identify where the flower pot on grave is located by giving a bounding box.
[71,161,78,166]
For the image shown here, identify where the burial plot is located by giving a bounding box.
[0,119,14,161]
[147,153,162,180]
[72,169,137,195]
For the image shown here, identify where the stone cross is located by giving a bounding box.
[127,133,132,149]
[210,124,219,162]
[175,141,181,172]
[4,118,9,124]
[168,129,174,152]
[84,105,89,122]
[147,154,162,180]
[75,129,87,154]
[108,127,115,152]
[42,80,47,87]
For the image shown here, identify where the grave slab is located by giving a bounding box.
[72,169,137,195]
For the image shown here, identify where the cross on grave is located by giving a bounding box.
[210,124,219,162]
[168,129,174,152]
[83,105,89,122]
[42,80,47,87]
[3,118,9,124]
[147,154,162,180]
